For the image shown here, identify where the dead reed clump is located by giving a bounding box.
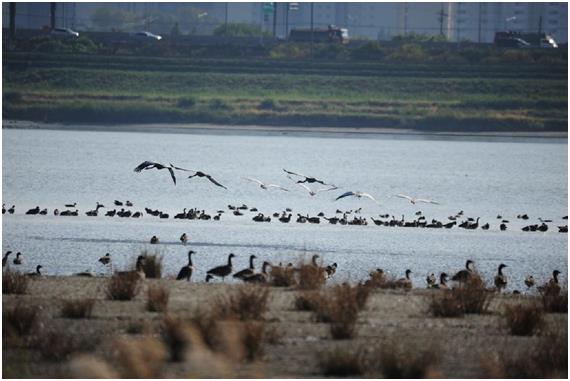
[454,276,493,314]
[106,272,140,301]
[297,262,326,290]
[294,291,321,312]
[36,331,99,362]
[67,354,119,379]
[141,253,163,279]
[318,348,367,377]
[428,291,465,318]
[61,298,95,319]
[113,336,167,378]
[3,270,29,294]
[539,283,568,313]
[212,285,270,321]
[364,270,388,288]
[3,303,41,337]
[269,265,297,287]
[503,303,544,336]
[377,339,441,378]
[147,284,170,312]
[240,321,266,361]
[161,315,197,362]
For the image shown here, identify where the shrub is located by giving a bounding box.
[114,336,167,378]
[429,291,465,318]
[240,321,266,361]
[147,285,169,312]
[503,303,544,336]
[212,285,270,321]
[294,291,321,311]
[3,303,40,336]
[297,263,325,290]
[539,283,568,313]
[318,348,366,376]
[454,276,492,314]
[3,270,29,294]
[377,339,441,378]
[161,316,194,362]
[36,331,99,361]
[106,273,140,301]
[176,97,196,109]
[270,265,297,287]
[350,41,386,61]
[61,298,95,319]
[141,254,163,279]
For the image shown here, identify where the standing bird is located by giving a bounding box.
[335,191,381,204]
[207,253,236,281]
[188,171,227,189]
[494,264,508,292]
[524,275,535,289]
[296,182,338,197]
[243,177,289,191]
[451,260,474,282]
[2,251,12,267]
[176,250,195,281]
[243,261,271,284]
[283,169,332,185]
[98,253,111,265]
[233,255,257,280]
[394,194,440,205]
[13,252,22,265]
[133,161,191,185]
[180,233,188,245]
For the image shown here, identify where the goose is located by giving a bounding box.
[500,223,507,231]
[465,217,480,230]
[98,253,111,265]
[85,203,105,216]
[65,202,77,208]
[207,253,235,281]
[283,169,332,185]
[39,208,48,215]
[174,209,188,219]
[114,200,123,206]
[13,252,22,265]
[180,233,188,245]
[243,261,271,283]
[524,275,535,289]
[8,205,15,214]
[126,201,133,207]
[517,214,529,220]
[537,223,548,232]
[559,225,568,233]
[2,251,12,267]
[27,265,42,277]
[188,171,227,189]
[25,206,40,215]
[311,254,320,267]
[2,204,5,214]
[131,211,142,218]
[443,221,456,229]
[243,177,288,191]
[205,274,214,283]
[335,191,380,204]
[176,250,195,281]
[117,256,146,279]
[538,270,561,294]
[396,269,413,289]
[134,161,191,185]
[150,236,159,244]
[105,209,116,217]
[295,181,338,197]
[279,213,292,223]
[426,273,437,288]
[494,264,507,292]
[451,260,474,282]
[233,255,257,280]
[481,223,490,230]
[432,273,449,289]
[394,194,439,205]
[325,263,337,278]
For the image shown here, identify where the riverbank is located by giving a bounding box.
[2,276,567,378]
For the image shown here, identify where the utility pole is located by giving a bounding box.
[50,2,56,29]
[273,2,277,37]
[310,2,314,59]
[438,3,447,36]
[478,3,482,43]
[9,2,16,39]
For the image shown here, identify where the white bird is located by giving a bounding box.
[296,181,338,197]
[243,177,289,191]
[395,194,439,205]
[335,191,380,204]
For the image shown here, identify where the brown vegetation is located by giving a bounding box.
[61,298,95,319]
[429,276,492,316]
[147,284,170,312]
[3,270,29,294]
[3,303,40,337]
[106,273,140,301]
[377,339,441,378]
[503,303,544,336]
[141,253,163,279]
[212,284,270,321]
[35,331,99,361]
[113,336,167,378]
[297,262,326,290]
[428,290,465,317]
[539,283,568,313]
[269,265,297,287]
[318,348,367,376]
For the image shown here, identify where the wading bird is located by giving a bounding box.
[395,194,440,205]
[283,169,331,185]
[243,177,289,191]
[335,191,380,204]
[134,161,191,185]
[188,171,227,189]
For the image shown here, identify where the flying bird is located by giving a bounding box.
[188,171,227,189]
[296,182,338,197]
[243,177,288,191]
[395,194,440,205]
[335,191,380,204]
[283,169,331,185]
[133,161,191,185]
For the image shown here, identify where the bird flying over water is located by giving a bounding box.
[395,194,440,205]
[188,171,227,189]
[243,177,289,191]
[296,182,338,197]
[133,161,190,185]
[335,191,380,204]
[283,169,331,185]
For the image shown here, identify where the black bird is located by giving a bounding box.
[451,260,474,282]
[13,252,22,265]
[176,250,195,281]
[8,205,15,214]
[233,255,257,280]
[27,265,42,277]
[25,206,40,215]
[65,202,77,208]
[2,251,12,267]
[2,204,5,214]
[150,235,159,244]
[98,253,111,265]
[114,200,123,206]
[283,169,331,185]
[494,264,508,292]
[134,161,191,185]
[207,253,235,281]
[187,171,227,189]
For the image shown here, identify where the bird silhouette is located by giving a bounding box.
[134,161,191,185]
[188,171,227,189]
[243,177,288,191]
[335,191,380,204]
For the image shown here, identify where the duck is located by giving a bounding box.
[233,255,257,280]
[493,264,507,292]
[150,236,159,244]
[13,252,22,265]
[114,200,123,206]
[426,273,437,288]
[176,250,195,281]
[451,260,474,282]
[500,223,507,231]
[206,253,235,281]
[25,206,40,215]
[2,251,12,267]
[180,233,188,245]
[98,253,111,265]
[27,265,42,277]
[558,225,568,233]
[126,201,133,207]
[8,205,15,214]
[243,261,271,284]
[524,275,535,289]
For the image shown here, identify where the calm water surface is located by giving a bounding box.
[2,127,567,291]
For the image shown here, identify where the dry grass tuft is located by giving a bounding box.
[36,331,99,361]
[67,354,119,378]
[240,321,266,361]
[503,303,544,336]
[269,265,297,287]
[429,291,465,318]
[318,348,367,376]
[212,285,270,321]
[539,283,568,313]
[61,298,95,319]
[294,291,321,311]
[454,276,492,314]
[147,284,169,312]
[3,270,29,294]
[114,336,167,378]
[141,253,163,279]
[106,273,140,301]
[377,339,441,378]
[161,315,197,362]
[297,262,326,290]
[3,303,41,336]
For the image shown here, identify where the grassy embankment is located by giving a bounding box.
[3,52,567,131]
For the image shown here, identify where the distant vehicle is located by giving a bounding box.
[496,37,531,48]
[50,28,79,38]
[494,31,557,48]
[133,31,162,41]
[289,25,349,44]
